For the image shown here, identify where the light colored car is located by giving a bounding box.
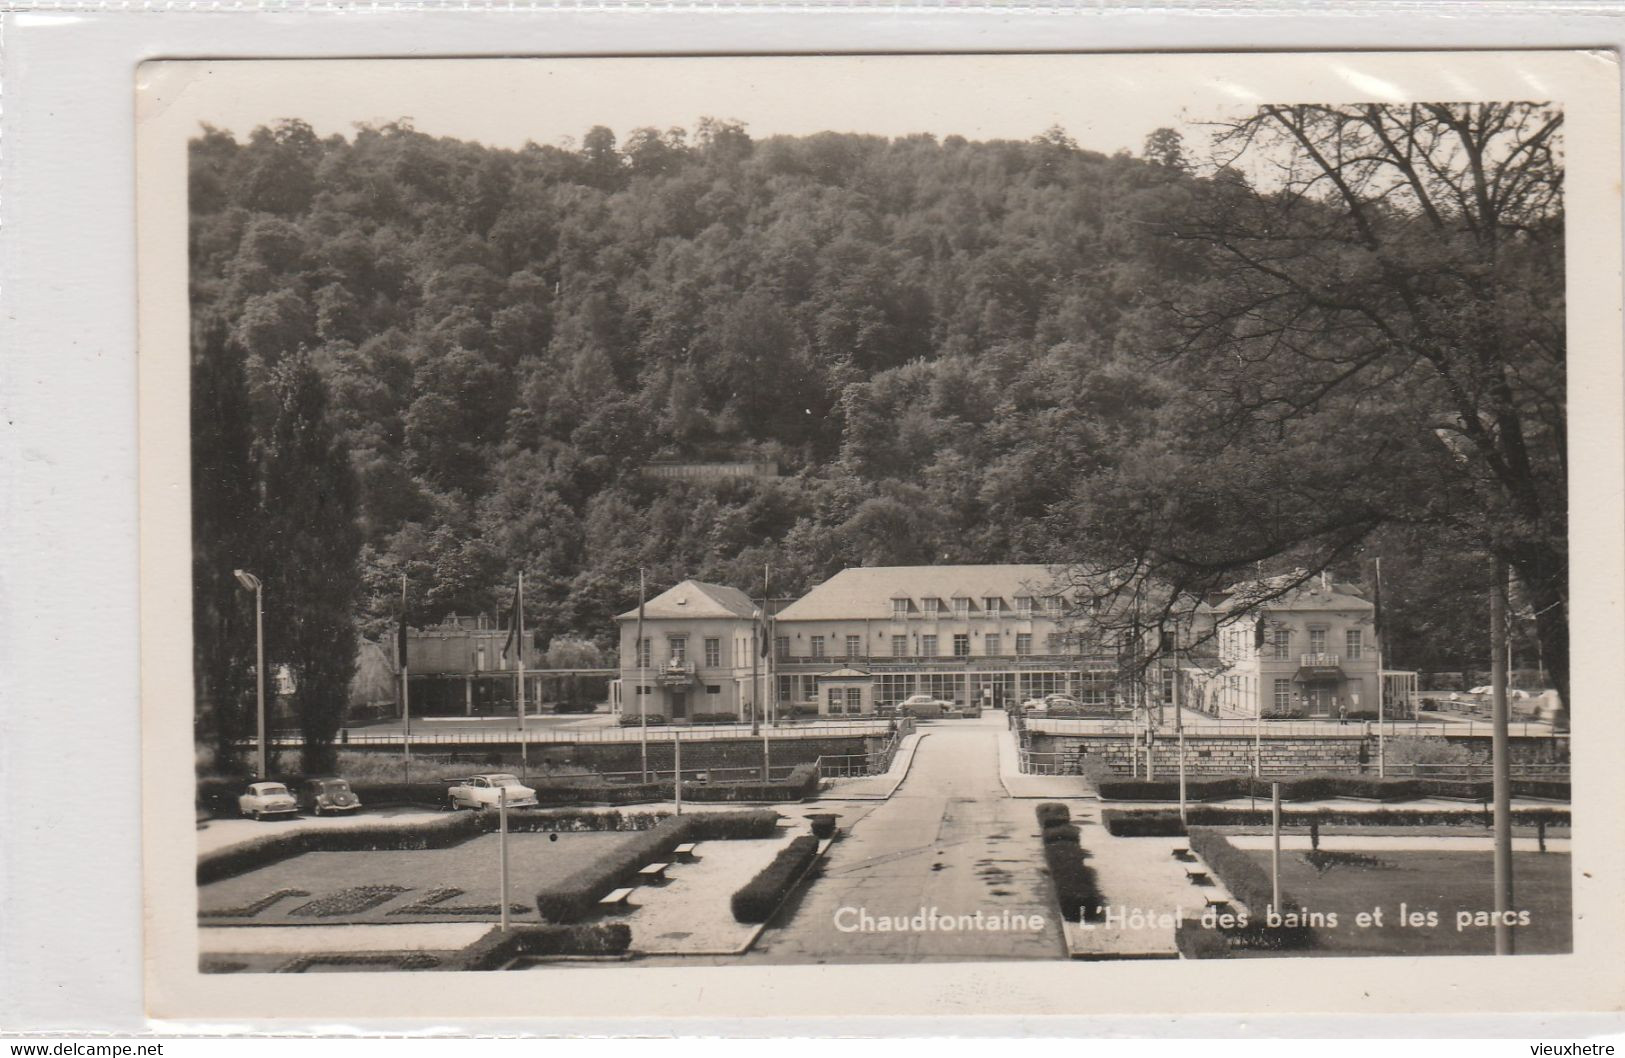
[1043,694,1081,709]
[237,781,299,820]
[298,777,362,816]
[447,773,539,810]
[899,693,953,717]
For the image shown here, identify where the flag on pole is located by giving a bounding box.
[501,585,524,665]
[1253,615,1268,651]
[398,573,410,670]
[1372,558,1384,641]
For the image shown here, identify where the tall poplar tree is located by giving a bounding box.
[261,351,364,773]
[190,320,261,771]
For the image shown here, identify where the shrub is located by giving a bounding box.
[198,806,681,883]
[450,924,632,971]
[1174,918,1234,960]
[1260,709,1307,720]
[535,816,698,923]
[807,813,839,839]
[1041,834,1103,923]
[690,712,742,725]
[731,835,821,923]
[1035,802,1071,828]
[1097,776,1248,802]
[690,809,783,840]
[198,812,485,884]
[1100,805,1571,837]
[1512,779,1571,801]
[1387,736,1483,768]
[1041,823,1082,845]
[618,713,667,727]
[1186,827,1314,950]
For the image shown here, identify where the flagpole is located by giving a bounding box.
[401,573,411,781]
[637,568,648,783]
[517,571,528,774]
[1375,557,1385,778]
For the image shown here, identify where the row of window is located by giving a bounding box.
[1222,626,1366,661]
[635,631,1101,667]
[891,595,1075,619]
[780,631,1087,660]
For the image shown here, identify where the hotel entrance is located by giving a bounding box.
[1302,681,1340,718]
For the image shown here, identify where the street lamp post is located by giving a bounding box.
[233,569,267,779]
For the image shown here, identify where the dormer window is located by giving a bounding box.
[1015,596,1033,618]
[983,596,1002,617]
[953,597,970,619]
[922,597,941,616]
[1045,595,1065,615]
[891,597,910,620]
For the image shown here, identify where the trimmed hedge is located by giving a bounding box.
[1041,823,1082,845]
[532,808,783,924]
[1035,802,1071,828]
[1034,808,1103,923]
[1513,779,1571,800]
[199,806,778,884]
[536,816,698,923]
[1187,827,1314,950]
[450,924,632,970]
[688,809,783,840]
[618,713,668,727]
[1173,918,1234,960]
[690,712,744,725]
[1096,773,1570,804]
[808,813,839,839]
[1101,804,1572,837]
[731,835,821,923]
[199,811,484,884]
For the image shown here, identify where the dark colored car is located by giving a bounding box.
[298,777,363,816]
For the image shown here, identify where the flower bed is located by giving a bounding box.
[199,806,776,884]
[730,835,821,923]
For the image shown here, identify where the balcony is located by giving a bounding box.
[657,659,696,685]
[1301,653,1340,667]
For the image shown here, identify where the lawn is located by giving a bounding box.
[198,831,639,924]
[1240,848,1571,956]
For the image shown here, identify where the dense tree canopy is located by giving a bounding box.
[190,110,1566,709]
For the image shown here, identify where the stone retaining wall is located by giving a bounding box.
[1030,732,1568,776]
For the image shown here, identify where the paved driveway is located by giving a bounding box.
[747,715,1067,963]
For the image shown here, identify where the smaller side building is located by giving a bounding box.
[1185,578,1412,720]
[613,580,765,721]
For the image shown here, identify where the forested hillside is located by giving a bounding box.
[190,107,1567,744]
[190,121,1205,639]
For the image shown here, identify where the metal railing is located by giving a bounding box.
[247,718,894,748]
[1026,718,1562,739]
[814,717,915,779]
[1015,750,1567,781]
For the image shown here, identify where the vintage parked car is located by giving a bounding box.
[899,693,954,718]
[298,776,363,816]
[237,781,299,820]
[447,774,539,811]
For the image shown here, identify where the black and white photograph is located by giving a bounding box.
[129,51,1621,1012]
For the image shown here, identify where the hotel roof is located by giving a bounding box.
[615,580,759,621]
[774,564,1079,621]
